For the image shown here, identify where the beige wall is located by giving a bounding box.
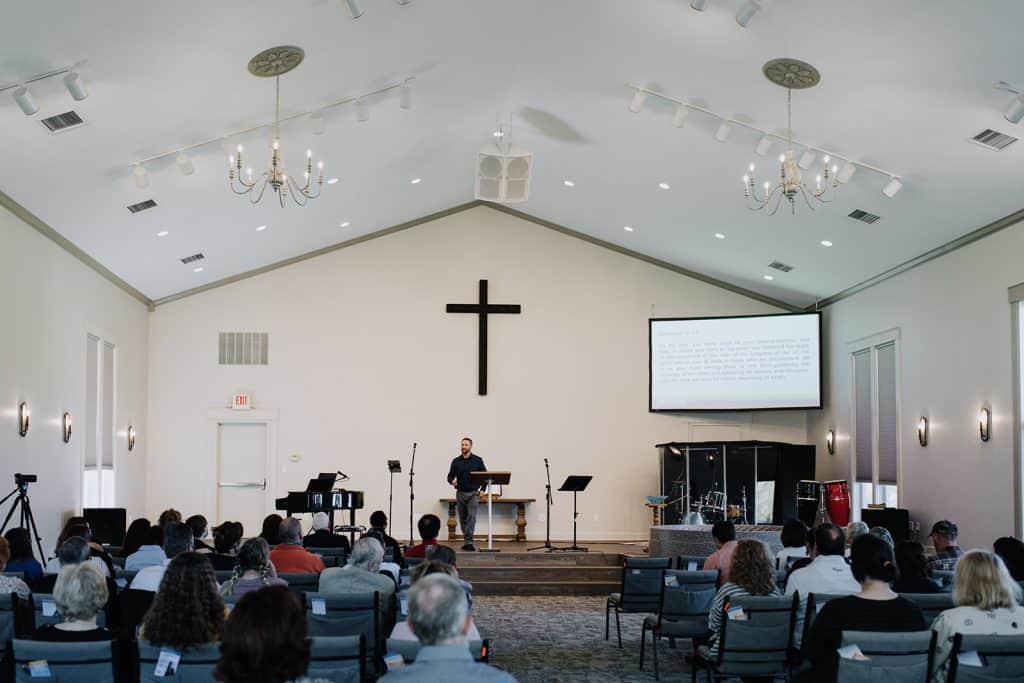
[147,205,808,541]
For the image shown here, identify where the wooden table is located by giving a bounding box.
[439,497,536,542]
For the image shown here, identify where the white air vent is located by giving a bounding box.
[768,260,794,273]
[219,332,269,365]
[848,209,881,224]
[127,199,157,214]
[40,111,84,133]
[180,253,204,264]
[971,128,1018,151]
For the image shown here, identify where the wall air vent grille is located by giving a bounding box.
[219,332,269,365]
[768,261,794,272]
[971,128,1018,151]
[40,111,84,132]
[848,209,881,224]
[180,253,205,264]
[127,199,157,214]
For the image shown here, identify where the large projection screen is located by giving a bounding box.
[649,313,822,411]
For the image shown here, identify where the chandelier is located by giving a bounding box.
[229,46,324,207]
[743,59,838,215]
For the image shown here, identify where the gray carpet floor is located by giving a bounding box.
[473,595,693,682]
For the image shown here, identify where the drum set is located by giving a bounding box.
[674,485,749,525]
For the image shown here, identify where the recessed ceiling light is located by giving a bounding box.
[256,225,267,232]
[714,233,726,239]
[410,178,422,184]
[763,274,774,281]
[563,180,575,187]
[820,240,833,247]
[623,225,634,232]
[327,177,339,185]
[658,182,671,190]
[339,221,351,228]
[193,267,204,273]
[156,230,169,237]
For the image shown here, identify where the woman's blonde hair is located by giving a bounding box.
[54,562,108,622]
[954,549,1022,610]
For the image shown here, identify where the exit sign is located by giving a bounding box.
[232,393,251,410]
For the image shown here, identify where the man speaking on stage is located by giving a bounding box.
[447,437,487,551]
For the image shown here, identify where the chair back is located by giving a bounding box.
[118,588,155,633]
[898,592,955,622]
[114,568,139,587]
[836,630,936,683]
[657,570,717,635]
[308,635,365,683]
[304,592,380,664]
[385,638,488,664]
[715,594,798,677]
[930,569,955,590]
[280,572,320,597]
[213,570,234,584]
[802,592,847,645]
[1,572,27,583]
[30,594,107,631]
[0,593,17,645]
[617,557,672,612]
[12,639,115,683]
[947,633,1024,682]
[676,555,705,571]
[137,640,220,683]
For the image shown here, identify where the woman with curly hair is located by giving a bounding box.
[141,552,225,651]
[707,539,781,655]
[220,538,286,600]
[215,585,316,683]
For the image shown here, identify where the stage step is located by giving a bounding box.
[457,565,620,582]
[451,550,625,595]
[470,579,621,596]
[456,551,628,567]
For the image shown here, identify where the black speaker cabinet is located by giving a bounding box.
[83,507,127,546]
[860,507,910,543]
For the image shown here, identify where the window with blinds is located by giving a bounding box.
[854,350,873,483]
[876,342,898,485]
[849,332,900,510]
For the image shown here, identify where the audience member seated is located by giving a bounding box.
[125,525,167,571]
[366,510,404,566]
[187,514,214,553]
[382,573,516,681]
[787,523,858,600]
[34,563,113,641]
[931,550,1024,682]
[211,521,244,571]
[926,520,963,572]
[802,534,926,682]
[425,545,473,609]
[776,518,808,570]
[158,508,183,529]
[868,525,895,550]
[319,536,395,597]
[142,552,225,650]
[302,511,351,551]
[269,518,326,574]
[706,539,782,656]
[131,522,194,591]
[259,513,283,546]
[3,527,43,584]
[787,527,817,577]
[892,540,942,594]
[845,521,869,557]
[406,514,442,559]
[0,537,31,599]
[703,520,738,585]
[214,585,317,683]
[119,518,151,558]
[391,560,482,642]
[220,538,287,600]
[43,524,114,577]
[36,537,119,606]
[993,536,1024,581]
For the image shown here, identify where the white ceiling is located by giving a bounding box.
[2,0,1023,307]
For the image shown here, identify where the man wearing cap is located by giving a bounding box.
[926,520,963,572]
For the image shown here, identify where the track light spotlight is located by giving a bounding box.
[629,89,648,114]
[1005,95,1024,124]
[714,121,733,142]
[12,86,38,116]
[345,0,364,19]
[882,177,903,198]
[133,164,148,189]
[63,71,88,101]
[310,111,325,135]
[399,78,413,110]
[175,153,195,176]
[755,135,773,156]
[798,149,816,169]
[672,105,689,128]
[837,161,857,183]
[690,0,708,9]
[396,0,412,4]
[355,99,369,122]
[735,0,761,27]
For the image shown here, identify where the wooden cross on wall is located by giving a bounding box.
[446,279,522,395]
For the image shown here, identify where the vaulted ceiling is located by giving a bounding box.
[3,0,1022,307]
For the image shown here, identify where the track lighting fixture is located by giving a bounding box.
[629,89,648,114]
[133,164,148,189]
[175,153,195,176]
[310,111,325,135]
[672,105,689,128]
[714,121,733,142]
[12,87,37,115]
[2,61,90,116]
[882,176,903,198]
[755,135,773,156]
[63,72,88,101]
[735,0,761,27]
[1005,95,1024,124]
[690,0,708,9]
[355,99,369,122]
[345,0,364,19]
[836,161,857,183]
[399,78,413,110]
[798,149,816,170]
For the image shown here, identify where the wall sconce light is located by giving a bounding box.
[979,408,991,442]
[18,402,29,437]
[62,412,72,444]
[826,429,835,455]
[127,425,136,452]
[917,417,928,447]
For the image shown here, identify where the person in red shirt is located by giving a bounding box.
[703,520,738,585]
[268,518,325,574]
[406,514,442,559]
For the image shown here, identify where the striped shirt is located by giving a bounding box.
[708,581,782,654]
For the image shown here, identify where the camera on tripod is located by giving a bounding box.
[2,474,44,561]
[14,473,37,486]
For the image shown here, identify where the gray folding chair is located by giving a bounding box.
[801,592,847,647]
[0,593,17,644]
[836,630,936,683]
[137,639,220,682]
[606,557,673,647]
[774,569,789,592]
[214,570,235,584]
[12,639,116,683]
[114,568,139,588]
[640,569,717,681]
[898,592,954,622]
[690,593,798,683]
[676,556,706,571]
[280,572,320,598]
[305,592,381,672]
[30,594,106,631]
[947,633,1024,682]
[930,570,955,591]
[385,638,489,664]
[307,635,365,683]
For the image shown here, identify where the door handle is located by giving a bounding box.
[218,480,266,490]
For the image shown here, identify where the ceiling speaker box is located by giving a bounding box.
[474,143,532,203]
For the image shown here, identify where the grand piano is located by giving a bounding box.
[275,473,365,538]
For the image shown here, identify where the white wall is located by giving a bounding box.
[810,218,1024,550]
[147,205,808,541]
[0,203,149,554]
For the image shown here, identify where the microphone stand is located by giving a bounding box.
[408,442,417,546]
[528,458,555,551]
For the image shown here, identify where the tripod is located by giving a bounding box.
[528,458,555,552]
[0,476,46,561]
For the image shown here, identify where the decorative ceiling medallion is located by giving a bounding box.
[762,58,820,90]
[247,46,305,78]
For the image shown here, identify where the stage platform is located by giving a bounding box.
[649,524,783,559]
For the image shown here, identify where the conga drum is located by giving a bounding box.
[824,480,850,527]
[796,480,820,527]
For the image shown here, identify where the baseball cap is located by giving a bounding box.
[930,520,958,538]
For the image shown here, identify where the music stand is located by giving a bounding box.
[558,475,592,552]
[468,471,510,553]
[387,460,402,536]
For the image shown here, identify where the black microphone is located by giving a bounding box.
[544,458,549,466]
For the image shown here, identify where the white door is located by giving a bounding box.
[217,422,268,534]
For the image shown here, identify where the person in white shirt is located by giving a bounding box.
[125,526,167,571]
[785,523,860,645]
[130,522,193,592]
[775,518,809,570]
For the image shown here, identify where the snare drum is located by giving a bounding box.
[824,480,851,527]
